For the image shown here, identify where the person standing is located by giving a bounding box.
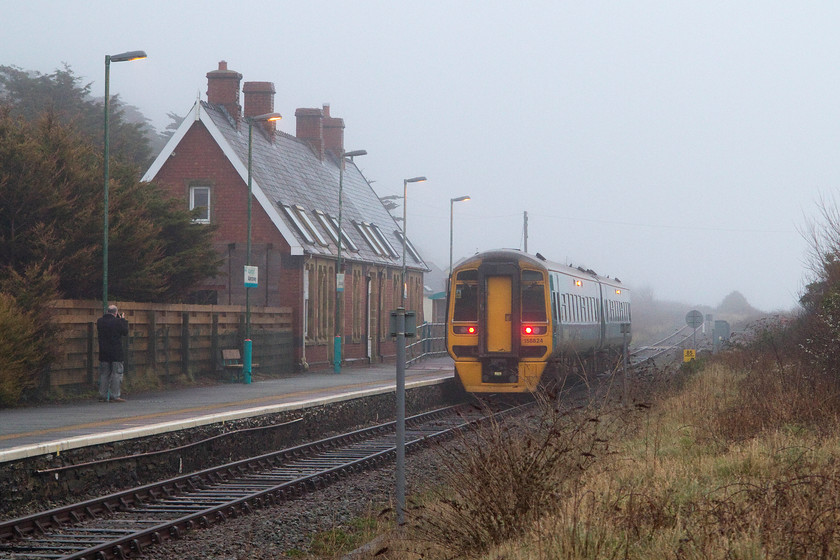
[97,304,129,402]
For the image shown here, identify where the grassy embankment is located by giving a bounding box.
[308,335,840,559]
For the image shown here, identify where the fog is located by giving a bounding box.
[6,1,837,312]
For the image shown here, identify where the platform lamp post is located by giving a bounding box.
[400,176,427,306]
[244,112,282,384]
[103,50,146,313]
[334,149,367,374]
[395,174,426,526]
[449,195,471,277]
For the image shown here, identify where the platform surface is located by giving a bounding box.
[0,357,455,463]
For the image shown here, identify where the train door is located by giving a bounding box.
[486,276,513,352]
[478,262,520,361]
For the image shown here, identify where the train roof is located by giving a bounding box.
[454,248,626,288]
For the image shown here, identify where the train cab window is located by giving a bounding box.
[521,270,547,322]
[453,269,478,321]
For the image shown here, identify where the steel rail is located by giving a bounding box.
[0,403,528,560]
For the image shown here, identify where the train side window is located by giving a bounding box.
[561,294,568,322]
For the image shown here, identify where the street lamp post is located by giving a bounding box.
[449,195,471,276]
[400,176,427,306]
[244,112,282,384]
[103,50,146,313]
[334,149,367,374]
[396,175,425,526]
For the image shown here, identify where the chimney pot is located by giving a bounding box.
[206,60,243,120]
[244,81,277,137]
[322,103,345,158]
[295,107,325,160]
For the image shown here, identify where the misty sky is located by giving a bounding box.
[5,1,838,312]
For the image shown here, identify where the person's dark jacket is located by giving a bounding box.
[97,313,129,362]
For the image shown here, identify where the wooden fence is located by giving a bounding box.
[48,300,295,391]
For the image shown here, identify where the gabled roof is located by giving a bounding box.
[144,100,428,270]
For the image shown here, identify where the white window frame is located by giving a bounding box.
[294,205,329,246]
[281,204,316,244]
[329,215,359,252]
[189,186,211,223]
[394,230,423,263]
[371,223,399,258]
[355,221,386,256]
[362,222,389,256]
[315,210,340,245]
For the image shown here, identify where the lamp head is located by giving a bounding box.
[404,176,427,184]
[452,195,471,203]
[109,50,147,63]
[345,149,367,158]
[249,112,283,123]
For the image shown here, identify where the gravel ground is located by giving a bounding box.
[137,440,451,559]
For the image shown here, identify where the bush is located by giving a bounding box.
[0,293,42,406]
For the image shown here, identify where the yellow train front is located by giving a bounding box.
[446,249,631,393]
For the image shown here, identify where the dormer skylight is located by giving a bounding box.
[394,230,423,263]
[315,210,340,245]
[294,205,328,246]
[355,221,387,257]
[281,203,315,244]
[314,210,359,252]
[371,223,399,258]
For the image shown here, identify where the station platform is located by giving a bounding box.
[0,357,455,464]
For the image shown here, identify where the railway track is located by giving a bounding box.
[629,325,700,364]
[0,403,527,560]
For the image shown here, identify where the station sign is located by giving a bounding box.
[244,265,258,288]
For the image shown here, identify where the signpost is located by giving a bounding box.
[685,310,703,359]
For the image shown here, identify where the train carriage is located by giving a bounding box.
[446,249,631,393]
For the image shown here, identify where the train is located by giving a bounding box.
[445,249,631,393]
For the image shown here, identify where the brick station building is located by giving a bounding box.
[142,61,427,371]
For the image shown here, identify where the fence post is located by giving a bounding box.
[211,313,219,375]
[181,312,190,377]
[87,322,95,386]
[148,310,157,373]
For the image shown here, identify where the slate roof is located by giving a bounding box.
[145,100,428,271]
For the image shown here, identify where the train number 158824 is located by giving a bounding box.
[522,337,544,344]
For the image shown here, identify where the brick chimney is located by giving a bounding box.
[295,107,324,160]
[206,61,242,120]
[243,81,277,137]
[322,104,345,157]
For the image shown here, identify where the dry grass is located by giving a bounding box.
[356,348,840,560]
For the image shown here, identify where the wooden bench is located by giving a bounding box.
[221,349,260,382]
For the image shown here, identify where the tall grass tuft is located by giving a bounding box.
[410,389,636,558]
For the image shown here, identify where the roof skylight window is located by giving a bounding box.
[328,215,359,252]
[281,204,315,244]
[294,205,328,246]
[394,230,423,263]
[371,223,399,258]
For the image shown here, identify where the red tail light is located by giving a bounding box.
[522,325,547,335]
[454,325,478,335]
